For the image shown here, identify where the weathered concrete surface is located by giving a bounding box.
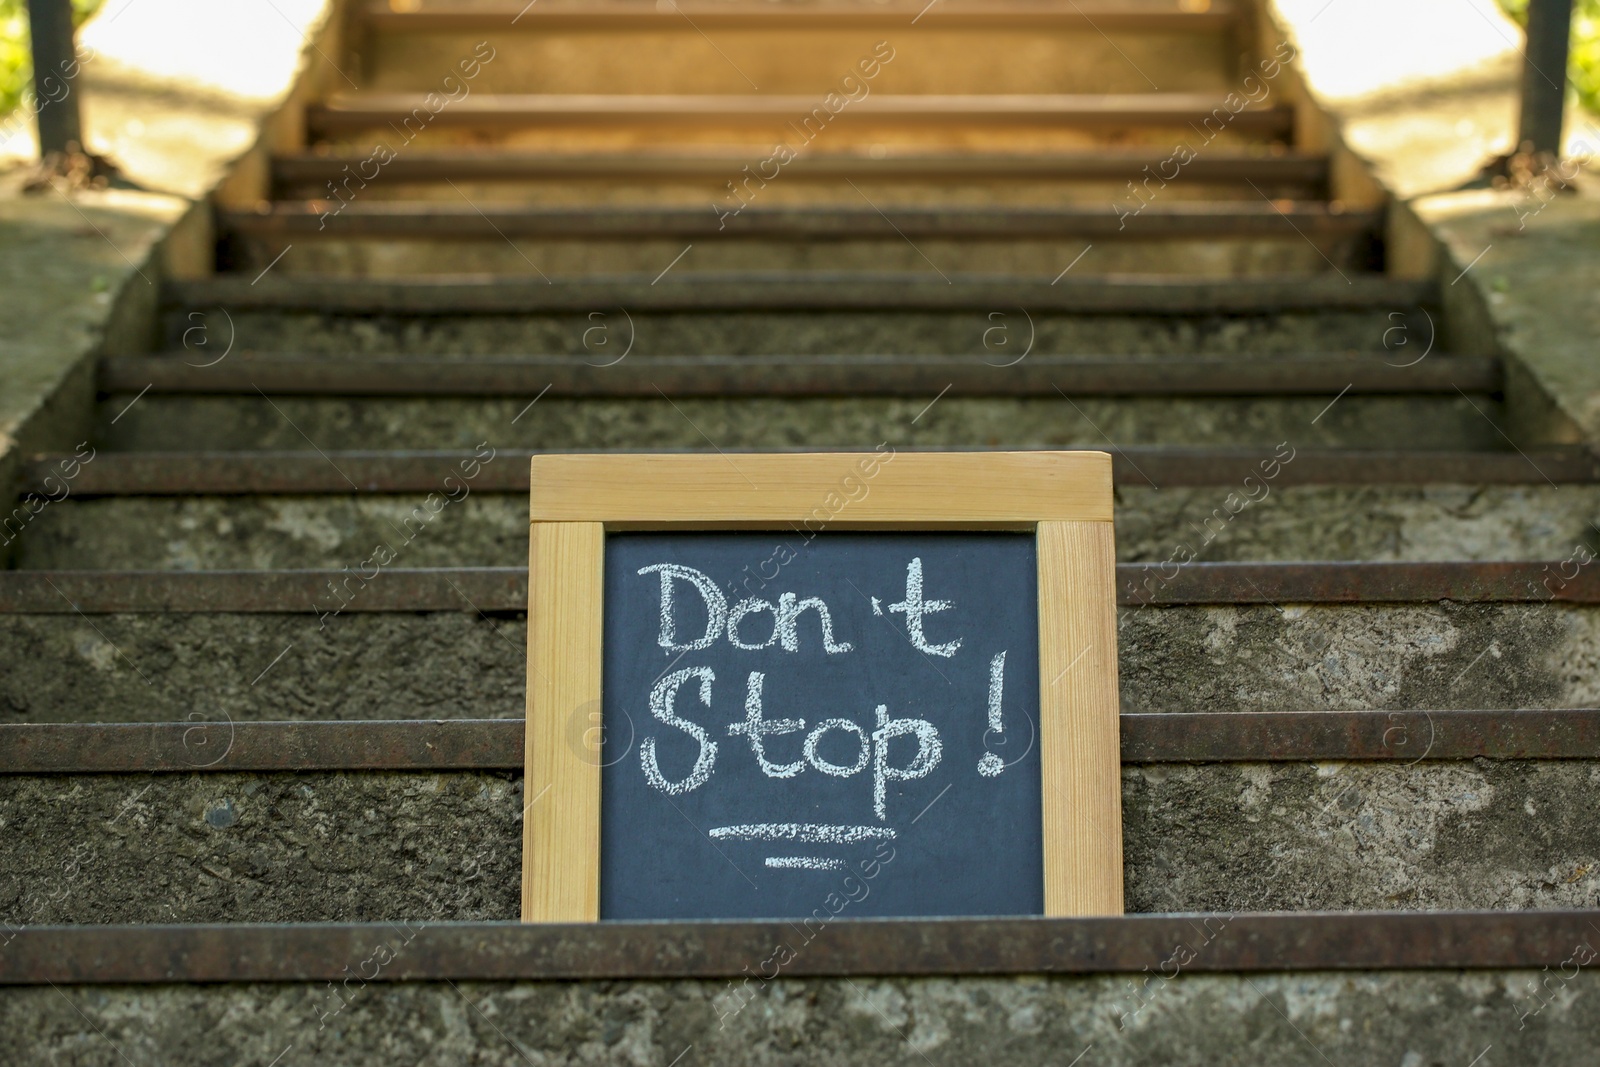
[1116,602,1589,715]
[95,395,1503,452]
[278,174,1318,207]
[157,307,1419,357]
[0,0,335,561]
[0,613,526,723]
[6,604,1600,724]
[238,232,1367,280]
[2,970,1597,1066]
[3,762,1598,923]
[0,772,520,924]
[0,187,180,549]
[1124,761,1600,912]
[15,484,1600,571]
[365,21,1237,96]
[1418,186,1600,446]
[16,494,533,571]
[1116,485,1600,565]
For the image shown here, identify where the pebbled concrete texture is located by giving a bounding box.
[364,23,1238,97]
[0,772,520,925]
[1418,184,1600,447]
[1116,484,1600,565]
[94,394,1504,452]
[3,761,1599,924]
[15,484,1600,570]
[162,307,1418,357]
[277,174,1320,207]
[2,970,1599,1066]
[1123,761,1600,913]
[1115,601,1587,715]
[0,612,527,724]
[15,494,533,571]
[9,603,1600,724]
[236,232,1367,280]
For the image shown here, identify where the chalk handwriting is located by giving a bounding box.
[886,557,961,657]
[640,564,853,653]
[631,554,1002,844]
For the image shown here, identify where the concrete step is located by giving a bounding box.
[2,917,1596,1064]
[2,586,1596,721]
[12,483,1600,571]
[272,148,1329,206]
[219,203,1377,280]
[351,2,1241,97]
[19,444,1585,569]
[99,353,1499,394]
[155,306,1432,360]
[308,92,1290,153]
[91,394,1502,451]
[2,757,1597,922]
[221,233,1372,282]
[155,274,1431,355]
[15,712,1594,771]
[230,203,1370,238]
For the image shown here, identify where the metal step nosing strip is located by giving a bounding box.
[1,563,1597,613]
[271,151,1328,183]
[219,206,1380,239]
[2,710,1598,773]
[3,911,1599,982]
[95,355,1505,397]
[161,275,1438,313]
[33,449,1599,497]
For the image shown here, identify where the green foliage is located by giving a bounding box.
[0,0,104,121]
[1575,2,1600,118]
[1498,0,1600,119]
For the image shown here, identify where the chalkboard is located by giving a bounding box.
[599,532,1043,920]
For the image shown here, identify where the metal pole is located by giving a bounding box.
[1517,0,1575,157]
[25,0,83,157]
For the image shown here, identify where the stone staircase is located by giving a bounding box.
[4,1,1600,1062]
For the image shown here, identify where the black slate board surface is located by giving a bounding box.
[600,532,1043,920]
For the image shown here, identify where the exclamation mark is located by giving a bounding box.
[977,650,1007,777]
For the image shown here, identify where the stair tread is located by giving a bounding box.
[5,710,1598,772]
[273,147,1328,182]
[32,447,1596,497]
[97,354,1499,397]
[168,273,1428,311]
[4,562,1597,611]
[1,912,1594,983]
[358,0,1239,29]
[227,201,1377,238]
[309,91,1295,130]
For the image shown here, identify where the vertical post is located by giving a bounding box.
[1518,0,1575,157]
[25,0,83,157]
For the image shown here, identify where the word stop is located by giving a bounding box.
[640,666,941,822]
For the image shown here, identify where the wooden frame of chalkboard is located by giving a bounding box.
[522,451,1121,921]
